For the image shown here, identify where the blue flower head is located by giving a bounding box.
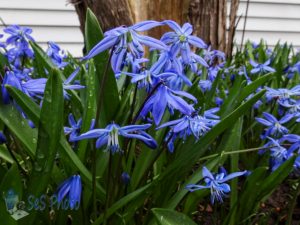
[263,137,294,171]
[186,167,247,204]
[256,112,293,139]
[64,114,83,141]
[0,131,7,144]
[4,25,34,46]
[46,41,68,68]
[82,20,167,61]
[250,59,275,74]
[140,85,197,125]
[161,20,207,64]
[57,175,82,210]
[73,123,157,154]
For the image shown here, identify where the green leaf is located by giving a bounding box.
[85,8,119,125]
[77,60,97,161]
[93,183,152,225]
[0,103,37,158]
[152,208,197,225]
[28,69,64,196]
[0,145,14,164]
[5,82,106,202]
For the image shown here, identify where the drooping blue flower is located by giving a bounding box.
[157,108,219,152]
[263,137,294,171]
[121,172,131,185]
[64,114,83,141]
[256,112,293,138]
[203,46,225,65]
[140,85,197,125]
[46,41,68,68]
[250,59,275,74]
[82,21,167,62]
[186,166,247,203]
[284,62,300,79]
[2,71,84,103]
[278,99,300,115]
[266,86,300,102]
[281,134,300,154]
[73,123,157,153]
[199,80,212,93]
[6,41,34,66]
[0,131,7,144]
[57,175,82,210]
[161,20,207,64]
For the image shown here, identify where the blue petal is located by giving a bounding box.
[120,124,152,132]
[163,20,182,33]
[255,117,273,126]
[69,175,81,209]
[96,134,109,149]
[188,35,207,49]
[82,36,119,61]
[131,20,163,32]
[219,171,247,183]
[182,23,193,35]
[202,166,214,180]
[135,33,168,51]
[72,129,109,141]
[186,184,208,192]
[262,112,278,123]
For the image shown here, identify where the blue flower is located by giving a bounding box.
[284,62,300,79]
[157,108,219,152]
[199,80,212,93]
[256,112,293,138]
[281,134,300,154]
[121,172,131,185]
[64,114,83,141]
[186,166,247,203]
[3,25,34,45]
[250,59,275,74]
[2,71,84,103]
[266,86,300,102]
[0,131,7,144]
[46,41,68,68]
[57,175,82,210]
[73,123,157,153]
[0,34,5,48]
[203,46,225,65]
[263,137,294,171]
[82,20,167,62]
[162,20,207,63]
[140,85,196,125]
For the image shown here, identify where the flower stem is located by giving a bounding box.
[131,81,162,124]
[287,179,300,225]
[92,45,116,220]
[198,145,278,161]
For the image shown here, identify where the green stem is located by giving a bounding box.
[287,180,300,225]
[103,152,113,225]
[198,145,277,161]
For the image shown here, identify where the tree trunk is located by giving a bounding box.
[187,0,227,52]
[70,0,239,55]
[70,0,134,33]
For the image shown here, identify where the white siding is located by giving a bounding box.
[0,0,300,56]
[231,0,300,48]
[0,0,83,57]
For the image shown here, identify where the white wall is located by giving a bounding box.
[0,0,83,57]
[232,0,300,48]
[0,0,300,57]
